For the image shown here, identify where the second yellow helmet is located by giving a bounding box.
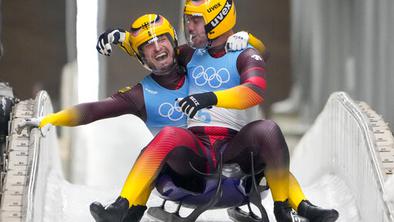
[184,0,236,40]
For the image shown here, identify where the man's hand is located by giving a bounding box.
[96,29,126,56]
[18,117,42,128]
[177,92,217,119]
[17,117,52,136]
[225,31,249,52]
[18,114,55,129]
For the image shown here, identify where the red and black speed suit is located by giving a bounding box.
[119,45,294,208]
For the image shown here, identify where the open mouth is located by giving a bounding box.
[155,51,169,62]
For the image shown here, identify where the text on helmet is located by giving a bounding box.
[207,3,221,13]
[210,0,232,28]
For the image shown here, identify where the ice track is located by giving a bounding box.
[1,91,393,221]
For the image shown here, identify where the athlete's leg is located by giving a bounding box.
[90,126,209,222]
[224,120,338,221]
[223,120,302,221]
[222,120,311,207]
[120,126,209,206]
[288,172,306,209]
[224,120,290,203]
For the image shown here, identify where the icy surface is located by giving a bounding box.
[40,116,364,221]
[385,176,394,204]
[44,170,359,221]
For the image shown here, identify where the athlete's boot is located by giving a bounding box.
[274,200,309,222]
[90,197,129,222]
[298,200,339,222]
[123,205,147,222]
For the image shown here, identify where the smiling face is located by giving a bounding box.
[184,15,208,48]
[140,34,176,75]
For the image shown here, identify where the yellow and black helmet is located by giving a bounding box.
[184,0,236,40]
[128,14,178,61]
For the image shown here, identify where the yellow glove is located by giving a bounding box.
[39,108,79,128]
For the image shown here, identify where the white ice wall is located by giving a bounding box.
[291,92,394,222]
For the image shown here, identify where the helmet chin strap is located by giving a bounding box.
[206,39,214,49]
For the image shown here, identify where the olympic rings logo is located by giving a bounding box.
[191,65,230,88]
[158,101,185,121]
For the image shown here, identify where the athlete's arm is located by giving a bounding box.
[176,44,195,67]
[96,29,136,57]
[214,48,266,109]
[118,31,136,56]
[39,85,146,128]
[178,48,266,118]
[248,33,270,61]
